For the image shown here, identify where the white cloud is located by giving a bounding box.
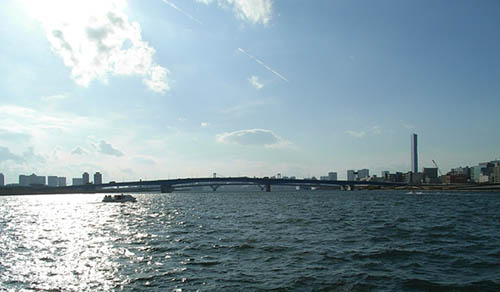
[216,129,290,148]
[346,130,366,139]
[143,65,170,93]
[0,105,95,139]
[248,75,264,90]
[23,0,169,93]
[201,122,210,127]
[196,0,272,25]
[372,126,381,135]
[71,146,87,155]
[228,0,273,25]
[95,140,123,157]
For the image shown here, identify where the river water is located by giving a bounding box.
[1,190,499,291]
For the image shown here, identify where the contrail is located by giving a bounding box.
[161,0,203,25]
[237,48,290,83]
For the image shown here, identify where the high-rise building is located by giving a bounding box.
[19,174,46,186]
[358,169,369,180]
[58,177,66,187]
[411,133,418,173]
[0,173,4,186]
[47,176,58,187]
[347,170,356,181]
[328,172,337,181]
[94,172,102,185]
[82,172,90,184]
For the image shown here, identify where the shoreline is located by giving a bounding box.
[1,184,499,196]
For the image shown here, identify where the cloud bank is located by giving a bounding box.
[95,140,124,157]
[25,0,169,93]
[216,129,290,148]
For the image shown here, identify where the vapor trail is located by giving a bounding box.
[237,48,290,83]
[162,0,203,25]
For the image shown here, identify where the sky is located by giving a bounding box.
[1,0,500,184]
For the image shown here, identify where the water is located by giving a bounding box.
[1,191,500,291]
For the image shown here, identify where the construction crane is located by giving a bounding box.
[432,160,443,176]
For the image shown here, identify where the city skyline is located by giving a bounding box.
[1,1,500,184]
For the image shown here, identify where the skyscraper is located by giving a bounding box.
[94,172,102,185]
[82,172,90,184]
[411,133,418,173]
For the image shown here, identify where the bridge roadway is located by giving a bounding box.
[85,177,403,193]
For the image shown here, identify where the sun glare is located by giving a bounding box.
[19,0,127,27]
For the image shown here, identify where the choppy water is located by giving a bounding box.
[1,191,500,291]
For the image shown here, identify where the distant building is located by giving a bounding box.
[82,172,90,184]
[450,166,471,178]
[493,162,500,184]
[470,160,499,183]
[358,169,369,180]
[19,174,46,186]
[382,172,404,183]
[411,133,418,173]
[19,175,29,186]
[328,172,337,181]
[0,173,4,186]
[47,176,67,187]
[58,177,66,187]
[72,178,83,186]
[442,174,468,184]
[94,172,102,185]
[423,168,438,179]
[47,176,58,187]
[347,170,356,181]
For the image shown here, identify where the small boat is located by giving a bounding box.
[102,194,137,203]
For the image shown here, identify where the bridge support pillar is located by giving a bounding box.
[160,185,174,193]
[265,184,271,192]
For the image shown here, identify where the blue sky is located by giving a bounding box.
[1,0,499,183]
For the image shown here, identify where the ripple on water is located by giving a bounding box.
[1,191,500,291]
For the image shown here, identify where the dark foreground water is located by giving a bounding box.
[1,191,500,291]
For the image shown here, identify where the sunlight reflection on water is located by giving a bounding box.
[0,194,151,291]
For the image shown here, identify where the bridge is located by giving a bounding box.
[81,177,403,193]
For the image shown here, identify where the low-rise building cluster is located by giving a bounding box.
[0,171,103,187]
